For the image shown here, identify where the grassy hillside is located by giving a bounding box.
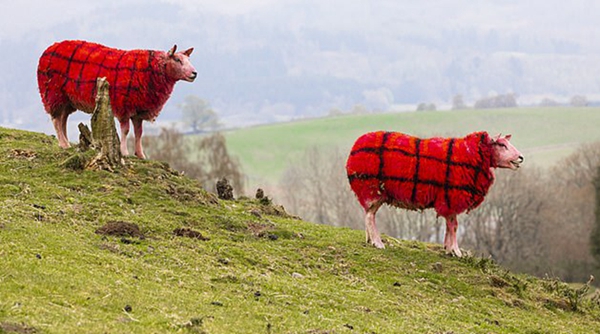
[1,127,600,333]
[225,107,600,184]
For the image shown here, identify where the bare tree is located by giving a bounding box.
[180,95,221,134]
[143,127,244,195]
[196,133,245,194]
[280,147,361,228]
[451,94,467,110]
[551,142,600,187]
[461,168,546,271]
[540,142,600,281]
[570,95,588,107]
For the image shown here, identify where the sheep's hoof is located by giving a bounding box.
[371,239,385,249]
[446,247,462,257]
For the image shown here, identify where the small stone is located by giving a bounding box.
[124,305,132,313]
[292,272,304,279]
[432,262,443,273]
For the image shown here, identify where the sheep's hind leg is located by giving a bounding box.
[132,117,146,159]
[444,215,462,257]
[119,118,130,156]
[365,201,384,249]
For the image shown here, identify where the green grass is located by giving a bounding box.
[1,126,600,333]
[224,107,600,183]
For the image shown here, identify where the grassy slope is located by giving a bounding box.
[224,107,600,184]
[1,127,599,334]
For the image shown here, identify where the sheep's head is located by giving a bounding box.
[166,45,197,82]
[491,134,523,170]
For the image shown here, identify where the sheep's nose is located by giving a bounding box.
[191,72,197,79]
[517,156,524,163]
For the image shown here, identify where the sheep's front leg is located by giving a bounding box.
[132,117,146,159]
[365,202,384,249]
[119,118,130,156]
[51,106,72,148]
[52,116,69,148]
[444,215,462,257]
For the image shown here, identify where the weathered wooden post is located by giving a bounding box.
[85,77,123,170]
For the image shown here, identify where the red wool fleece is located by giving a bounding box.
[37,40,177,122]
[346,131,496,218]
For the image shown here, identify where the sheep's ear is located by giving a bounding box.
[504,134,512,141]
[492,133,502,143]
[182,47,194,56]
[168,45,177,57]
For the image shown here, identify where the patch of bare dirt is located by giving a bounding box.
[95,221,144,239]
[8,149,36,161]
[247,221,275,237]
[253,203,296,219]
[489,275,510,288]
[0,322,38,334]
[173,227,209,241]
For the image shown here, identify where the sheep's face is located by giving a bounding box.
[166,45,197,82]
[491,134,523,170]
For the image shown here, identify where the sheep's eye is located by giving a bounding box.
[174,57,183,64]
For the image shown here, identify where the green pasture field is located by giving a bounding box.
[224,107,600,185]
[1,126,599,333]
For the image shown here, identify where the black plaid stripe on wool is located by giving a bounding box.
[39,41,159,102]
[348,132,490,200]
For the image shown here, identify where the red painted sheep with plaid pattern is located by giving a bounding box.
[346,131,523,256]
[37,40,197,159]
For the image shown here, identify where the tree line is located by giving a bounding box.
[417,93,592,112]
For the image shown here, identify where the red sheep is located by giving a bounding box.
[37,40,197,158]
[346,131,524,256]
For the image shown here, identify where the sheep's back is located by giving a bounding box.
[38,40,168,120]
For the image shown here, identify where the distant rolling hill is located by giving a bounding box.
[224,107,600,186]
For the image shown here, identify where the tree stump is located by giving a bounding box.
[86,77,123,170]
[78,122,93,150]
[216,178,234,200]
